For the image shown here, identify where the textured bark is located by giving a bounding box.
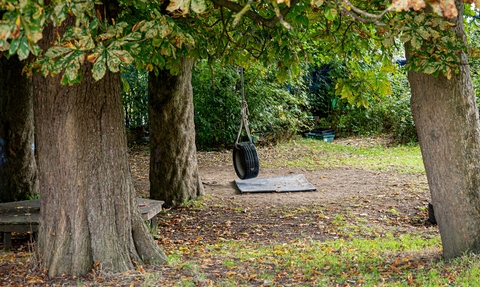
[0,56,38,202]
[149,58,204,207]
[407,2,480,258]
[33,24,166,277]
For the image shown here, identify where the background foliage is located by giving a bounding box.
[121,60,418,148]
[192,60,312,150]
[304,61,416,144]
[121,65,148,130]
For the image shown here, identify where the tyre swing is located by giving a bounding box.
[233,66,260,180]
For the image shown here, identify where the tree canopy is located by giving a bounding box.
[1,0,477,86]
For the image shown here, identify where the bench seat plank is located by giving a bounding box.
[0,198,163,249]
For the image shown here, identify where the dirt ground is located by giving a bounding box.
[132,139,431,210]
[0,138,438,286]
[129,139,436,246]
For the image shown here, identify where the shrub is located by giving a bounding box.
[120,66,149,144]
[192,61,312,150]
[308,62,417,144]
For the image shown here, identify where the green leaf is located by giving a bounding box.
[25,25,43,43]
[112,50,134,65]
[124,43,141,56]
[89,19,100,36]
[152,37,163,48]
[45,46,70,58]
[413,14,425,24]
[410,36,422,50]
[139,21,155,33]
[423,64,437,75]
[53,2,68,25]
[28,43,42,56]
[324,6,337,21]
[92,52,107,81]
[161,42,172,56]
[295,15,309,27]
[9,38,21,55]
[191,0,206,14]
[417,27,430,40]
[310,0,323,7]
[120,75,131,93]
[152,53,165,67]
[107,51,121,72]
[382,35,394,47]
[145,26,158,39]
[61,57,82,85]
[17,37,30,60]
[124,32,142,41]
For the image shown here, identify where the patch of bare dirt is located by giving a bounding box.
[129,140,435,247]
[0,139,438,286]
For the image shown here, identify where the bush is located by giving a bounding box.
[308,63,417,145]
[192,61,312,150]
[121,65,149,134]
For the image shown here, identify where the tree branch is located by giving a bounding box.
[210,0,299,29]
[337,0,389,26]
[341,0,390,20]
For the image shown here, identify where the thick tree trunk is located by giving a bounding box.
[407,2,480,258]
[0,57,38,202]
[149,58,204,207]
[33,25,166,277]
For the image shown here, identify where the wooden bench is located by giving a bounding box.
[0,198,164,250]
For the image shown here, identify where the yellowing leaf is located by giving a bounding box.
[112,50,134,64]
[191,0,206,13]
[277,0,290,6]
[166,0,191,14]
[389,0,426,12]
[87,53,99,63]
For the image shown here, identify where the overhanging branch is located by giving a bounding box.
[210,0,299,28]
[338,0,389,26]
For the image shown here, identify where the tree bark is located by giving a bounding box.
[33,24,166,277]
[149,58,204,207]
[0,56,38,202]
[407,1,480,259]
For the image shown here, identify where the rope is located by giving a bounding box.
[235,66,253,146]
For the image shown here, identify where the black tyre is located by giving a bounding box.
[233,142,260,179]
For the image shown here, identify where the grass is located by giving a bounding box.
[164,233,480,286]
[166,233,466,286]
[4,137,479,286]
[156,138,480,286]
[260,138,424,174]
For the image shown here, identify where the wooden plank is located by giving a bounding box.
[1,198,164,249]
[137,198,164,221]
[0,198,163,232]
[0,200,40,233]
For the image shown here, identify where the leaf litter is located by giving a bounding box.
[0,138,449,286]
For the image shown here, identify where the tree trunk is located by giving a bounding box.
[407,1,480,258]
[0,56,38,202]
[149,58,204,207]
[33,25,166,277]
